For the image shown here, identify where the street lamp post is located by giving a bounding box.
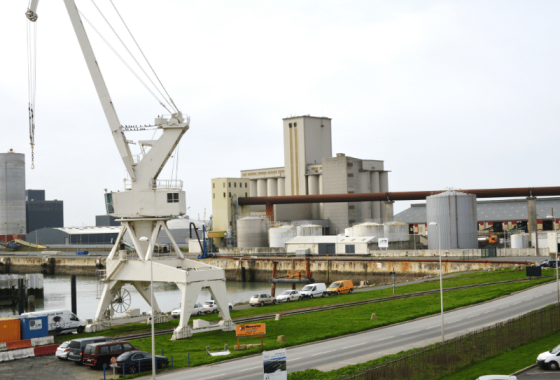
[140,236,156,379]
[546,213,559,305]
[429,222,445,343]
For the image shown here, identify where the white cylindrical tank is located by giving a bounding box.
[277,177,285,196]
[511,234,529,249]
[249,180,258,197]
[384,222,408,242]
[267,178,278,197]
[352,222,384,242]
[237,217,268,247]
[256,179,267,197]
[296,224,322,236]
[0,150,26,239]
[427,190,478,249]
[269,225,297,248]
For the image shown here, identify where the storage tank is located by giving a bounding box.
[296,225,322,236]
[237,216,268,247]
[0,150,26,240]
[352,223,384,242]
[511,234,529,249]
[384,222,409,242]
[269,225,297,248]
[426,190,478,249]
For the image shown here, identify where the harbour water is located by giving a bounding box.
[0,275,296,319]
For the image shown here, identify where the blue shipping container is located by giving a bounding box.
[20,316,48,340]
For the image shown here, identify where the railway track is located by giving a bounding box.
[116,276,553,341]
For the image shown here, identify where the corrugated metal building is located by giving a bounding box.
[395,197,560,234]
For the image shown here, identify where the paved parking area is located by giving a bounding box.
[0,355,114,380]
[517,365,559,380]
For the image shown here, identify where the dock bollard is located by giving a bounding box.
[171,355,173,369]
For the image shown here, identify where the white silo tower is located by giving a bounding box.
[0,150,26,240]
[427,190,478,250]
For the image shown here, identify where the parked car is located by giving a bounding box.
[55,341,71,360]
[537,343,560,370]
[475,376,517,380]
[116,350,169,374]
[250,293,276,307]
[82,341,137,369]
[203,300,234,313]
[171,303,204,318]
[68,337,115,364]
[300,283,327,298]
[20,309,86,334]
[327,280,354,295]
[276,290,302,302]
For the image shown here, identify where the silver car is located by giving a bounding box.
[250,293,276,307]
[276,290,302,303]
[171,303,204,318]
[55,341,70,360]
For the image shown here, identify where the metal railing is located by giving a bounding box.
[336,303,560,380]
[122,179,183,191]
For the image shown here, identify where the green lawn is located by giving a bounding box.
[56,268,554,344]
[115,278,552,378]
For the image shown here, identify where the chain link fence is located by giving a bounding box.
[336,303,560,380]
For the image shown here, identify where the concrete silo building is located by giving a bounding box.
[0,149,26,241]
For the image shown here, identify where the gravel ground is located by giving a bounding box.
[0,355,117,380]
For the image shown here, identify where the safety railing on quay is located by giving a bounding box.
[335,303,560,380]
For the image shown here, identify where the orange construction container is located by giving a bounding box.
[0,317,21,343]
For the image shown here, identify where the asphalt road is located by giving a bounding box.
[147,281,560,380]
[518,365,559,379]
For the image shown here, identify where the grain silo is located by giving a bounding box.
[237,216,268,247]
[0,150,26,240]
[269,225,297,248]
[296,225,322,236]
[426,190,478,250]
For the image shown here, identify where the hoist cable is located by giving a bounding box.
[79,11,173,114]
[26,5,37,170]
[89,0,176,113]
[109,0,178,113]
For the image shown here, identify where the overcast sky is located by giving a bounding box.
[2,1,559,227]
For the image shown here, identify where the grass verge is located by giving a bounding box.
[113,278,552,377]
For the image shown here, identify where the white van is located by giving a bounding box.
[20,309,86,334]
[300,283,327,298]
[536,344,560,370]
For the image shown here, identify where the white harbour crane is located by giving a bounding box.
[25,0,234,340]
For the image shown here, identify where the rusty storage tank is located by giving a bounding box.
[237,216,268,248]
[269,225,297,248]
[296,225,322,236]
[427,190,478,249]
[0,317,21,343]
[384,222,409,242]
[0,150,26,241]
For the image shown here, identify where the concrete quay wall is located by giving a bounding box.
[0,256,105,276]
[200,257,532,285]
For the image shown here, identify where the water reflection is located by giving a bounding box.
[0,275,296,319]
